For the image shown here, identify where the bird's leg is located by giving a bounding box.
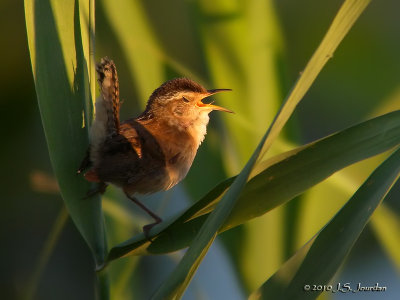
[83,182,108,199]
[124,191,162,240]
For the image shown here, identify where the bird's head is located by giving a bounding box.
[140,78,233,129]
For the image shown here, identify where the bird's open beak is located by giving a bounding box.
[197,89,234,113]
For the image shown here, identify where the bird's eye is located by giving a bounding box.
[182,96,190,103]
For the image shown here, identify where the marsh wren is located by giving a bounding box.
[78,57,232,234]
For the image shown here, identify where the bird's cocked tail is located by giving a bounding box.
[96,57,120,135]
[89,57,121,166]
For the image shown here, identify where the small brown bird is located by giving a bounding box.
[78,57,232,235]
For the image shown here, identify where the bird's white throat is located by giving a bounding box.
[166,110,210,147]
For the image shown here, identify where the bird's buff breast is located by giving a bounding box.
[159,114,210,190]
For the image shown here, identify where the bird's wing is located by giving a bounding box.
[118,122,143,158]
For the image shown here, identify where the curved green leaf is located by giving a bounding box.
[249,146,400,300]
[25,0,107,267]
[106,110,400,261]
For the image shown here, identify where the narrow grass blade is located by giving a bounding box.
[250,147,400,300]
[25,0,107,267]
[106,110,400,260]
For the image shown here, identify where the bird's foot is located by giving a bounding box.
[143,217,162,242]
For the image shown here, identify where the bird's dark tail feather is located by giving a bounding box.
[96,57,121,135]
[87,57,121,167]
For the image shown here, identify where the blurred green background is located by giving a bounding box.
[2,0,399,299]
